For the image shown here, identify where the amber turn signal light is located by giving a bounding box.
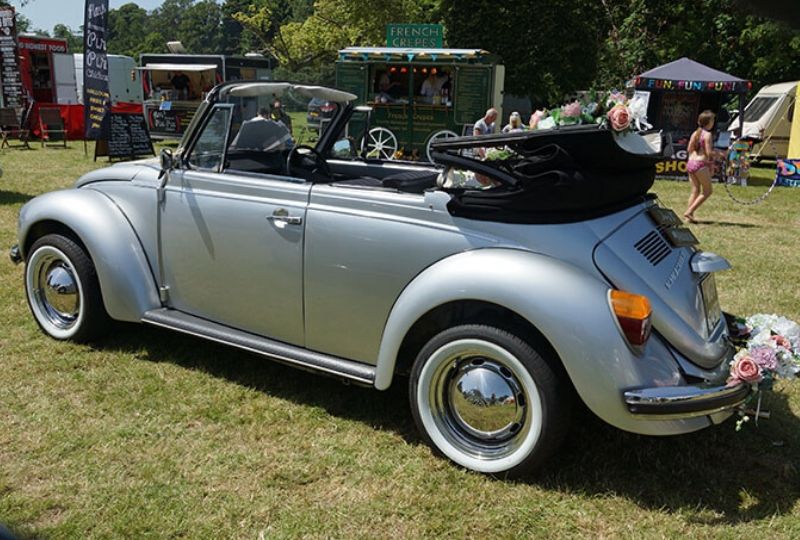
[610,290,653,347]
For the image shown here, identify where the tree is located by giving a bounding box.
[442,0,602,104]
[53,24,83,52]
[235,0,440,76]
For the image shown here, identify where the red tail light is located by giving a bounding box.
[609,290,652,348]
[320,103,335,113]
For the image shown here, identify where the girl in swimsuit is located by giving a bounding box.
[684,110,717,223]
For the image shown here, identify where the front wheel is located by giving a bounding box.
[25,234,110,342]
[409,325,571,477]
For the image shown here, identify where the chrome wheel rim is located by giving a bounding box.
[26,245,84,337]
[418,339,543,471]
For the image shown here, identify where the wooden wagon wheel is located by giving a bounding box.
[426,130,459,163]
[366,127,398,160]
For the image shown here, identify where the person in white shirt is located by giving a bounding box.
[420,71,443,100]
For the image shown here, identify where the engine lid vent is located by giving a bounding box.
[634,229,672,266]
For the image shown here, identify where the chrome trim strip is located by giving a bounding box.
[624,382,750,419]
[142,309,376,386]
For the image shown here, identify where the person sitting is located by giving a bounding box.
[502,111,525,133]
[231,107,292,152]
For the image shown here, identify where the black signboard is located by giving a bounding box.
[95,112,155,160]
[454,67,491,125]
[150,108,181,135]
[0,6,23,108]
[83,0,110,139]
[335,64,368,104]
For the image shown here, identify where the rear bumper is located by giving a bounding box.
[624,381,750,418]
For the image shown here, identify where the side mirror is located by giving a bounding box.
[158,148,174,184]
[331,138,357,158]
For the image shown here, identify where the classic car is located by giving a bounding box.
[10,81,749,477]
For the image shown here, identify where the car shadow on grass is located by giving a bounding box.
[98,323,799,523]
[0,190,33,206]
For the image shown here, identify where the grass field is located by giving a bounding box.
[1,143,799,538]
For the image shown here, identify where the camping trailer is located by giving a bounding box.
[728,81,797,160]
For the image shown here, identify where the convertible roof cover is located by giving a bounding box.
[432,126,662,223]
[223,82,357,103]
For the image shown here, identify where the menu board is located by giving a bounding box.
[150,108,181,134]
[454,67,491,125]
[95,112,155,160]
[83,0,111,139]
[0,6,23,108]
[335,63,368,104]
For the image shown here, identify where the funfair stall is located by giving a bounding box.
[632,57,750,178]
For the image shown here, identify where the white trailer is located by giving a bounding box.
[728,81,797,160]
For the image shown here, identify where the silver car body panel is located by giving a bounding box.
[160,168,310,347]
[16,188,160,322]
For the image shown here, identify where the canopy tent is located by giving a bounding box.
[633,57,751,139]
[634,57,750,94]
[631,58,751,178]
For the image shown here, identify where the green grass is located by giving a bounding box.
[1,145,799,538]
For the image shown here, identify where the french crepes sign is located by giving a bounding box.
[83,0,110,139]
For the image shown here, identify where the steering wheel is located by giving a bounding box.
[286,144,331,179]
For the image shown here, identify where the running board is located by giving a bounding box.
[141,308,376,386]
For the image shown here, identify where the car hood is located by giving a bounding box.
[75,159,160,188]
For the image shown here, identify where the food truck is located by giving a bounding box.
[139,53,272,139]
[17,35,69,104]
[335,47,504,160]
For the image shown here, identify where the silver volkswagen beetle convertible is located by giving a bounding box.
[11,82,748,477]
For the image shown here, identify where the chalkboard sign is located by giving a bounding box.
[454,67,491,125]
[150,108,181,135]
[95,112,155,160]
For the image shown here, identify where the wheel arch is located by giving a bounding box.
[392,299,566,383]
[18,189,161,322]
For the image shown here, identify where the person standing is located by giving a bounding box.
[270,99,293,135]
[684,110,716,223]
[473,108,498,159]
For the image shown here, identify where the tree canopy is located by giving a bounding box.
[10,0,800,104]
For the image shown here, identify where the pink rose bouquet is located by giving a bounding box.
[606,104,631,132]
[727,352,763,386]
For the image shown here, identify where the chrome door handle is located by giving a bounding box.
[267,208,302,225]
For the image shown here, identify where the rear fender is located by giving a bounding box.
[18,189,160,322]
[375,249,698,434]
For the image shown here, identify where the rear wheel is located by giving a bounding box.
[409,324,571,477]
[25,234,110,342]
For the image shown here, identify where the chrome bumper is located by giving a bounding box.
[9,244,22,265]
[624,382,750,419]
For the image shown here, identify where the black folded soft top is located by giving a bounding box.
[430,125,664,224]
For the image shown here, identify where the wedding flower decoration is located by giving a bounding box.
[606,104,631,131]
[726,313,800,430]
[528,89,651,134]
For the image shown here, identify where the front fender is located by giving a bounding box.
[375,248,707,435]
[18,188,161,322]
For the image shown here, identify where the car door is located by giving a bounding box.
[160,103,310,346]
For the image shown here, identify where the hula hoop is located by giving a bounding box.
[721,137,781,206]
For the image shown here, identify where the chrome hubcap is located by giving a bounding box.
[428,343,532,460]
[30,250,81,330]
[448,361,526,441]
